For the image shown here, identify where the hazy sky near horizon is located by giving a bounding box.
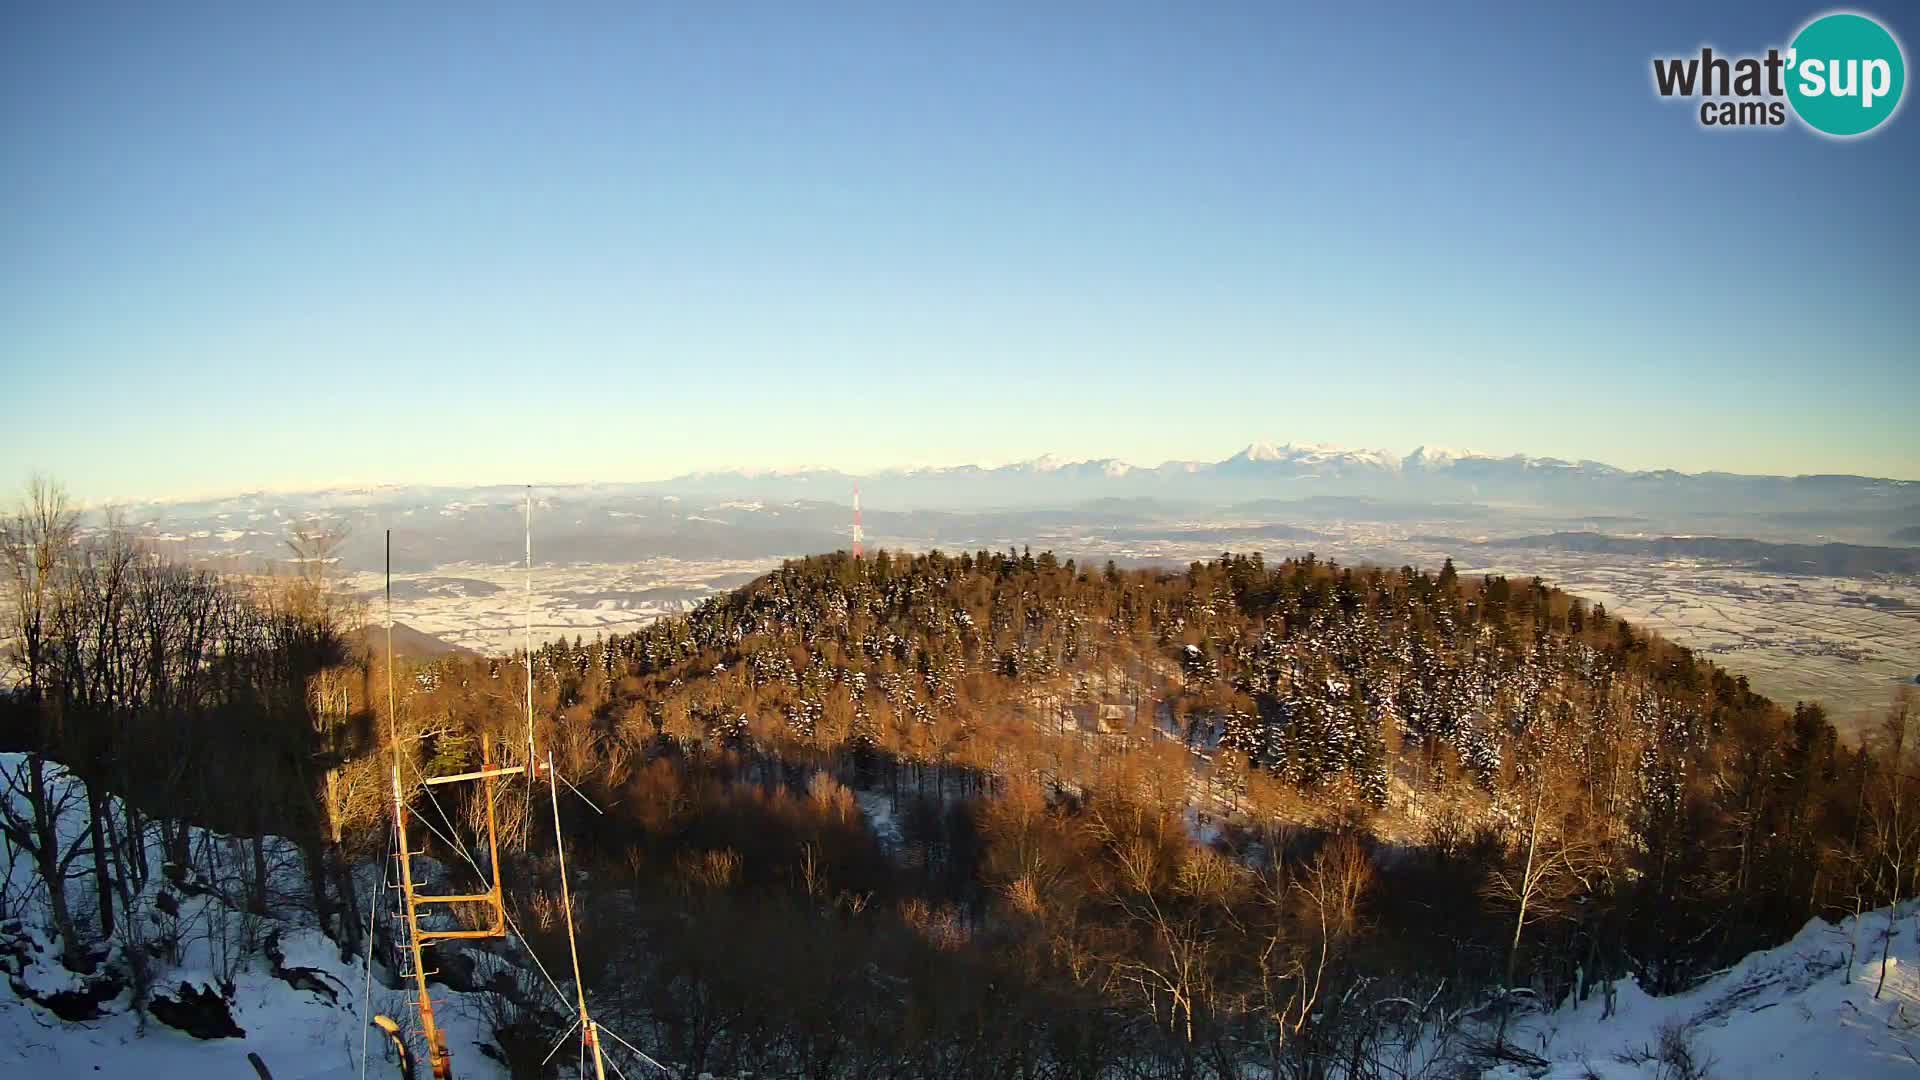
[3,1,1916,501]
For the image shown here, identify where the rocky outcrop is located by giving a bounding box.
[149,980,244,1039]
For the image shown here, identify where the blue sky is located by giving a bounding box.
[3,1,1916,500]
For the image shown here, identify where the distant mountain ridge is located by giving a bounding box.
[1433,530,1920,578]
[663,442,1917,513]
[356,620,477,659]
[108,444,1915,556]
[120,442,1914,516]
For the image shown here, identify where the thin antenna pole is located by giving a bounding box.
[478,732,506,934]
[358,817,395,1080]
[387,530,453,1080]
[851,483,864,560]
[549,750,605,1080]
[526,486,535,773]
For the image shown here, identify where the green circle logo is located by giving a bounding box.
[1786,12,1906,136]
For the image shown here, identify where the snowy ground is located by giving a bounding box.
[0,916,503,1080]
[338,558,778,655]
[1443,554,1920,737]
[0,753,522,1080]
[1490,904,1920,1079]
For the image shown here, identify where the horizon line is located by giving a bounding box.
[47,440,1918,508]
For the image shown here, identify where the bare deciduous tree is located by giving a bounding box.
[1868,686,1920,998]
[0,477,90,967]
[1252,833,1372,1077]
[1486,751,1602,997]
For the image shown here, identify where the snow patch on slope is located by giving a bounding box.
[1488,904,1920,1079]
[0,753,511,1080]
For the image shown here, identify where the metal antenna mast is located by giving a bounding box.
[550,750,607,1080]
[526,486,536,776]
[378,530,521,1080]
[385,531,453,1080]
[851,483,864,560]
[373,504,629,1080]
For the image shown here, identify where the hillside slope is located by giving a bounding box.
[1491,904,1920,1080]
[14,739,1920,1080]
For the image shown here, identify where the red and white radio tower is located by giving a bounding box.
[851,484,864,559]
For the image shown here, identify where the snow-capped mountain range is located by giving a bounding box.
[663,442,1914,512]
[106,443,1914,545]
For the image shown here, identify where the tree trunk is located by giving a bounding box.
[1508,779,1545,989]
[162,816,191,882]
[251,833,270,915]
[1878,867,1900,999]
[302,838,332,939]
[332,847,361,962]
[87,781,115,940]
[27,755,89,971]
[120,799,148,892]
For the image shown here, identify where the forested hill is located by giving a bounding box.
[527,547,1784,805]
[457,548,1873,990]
